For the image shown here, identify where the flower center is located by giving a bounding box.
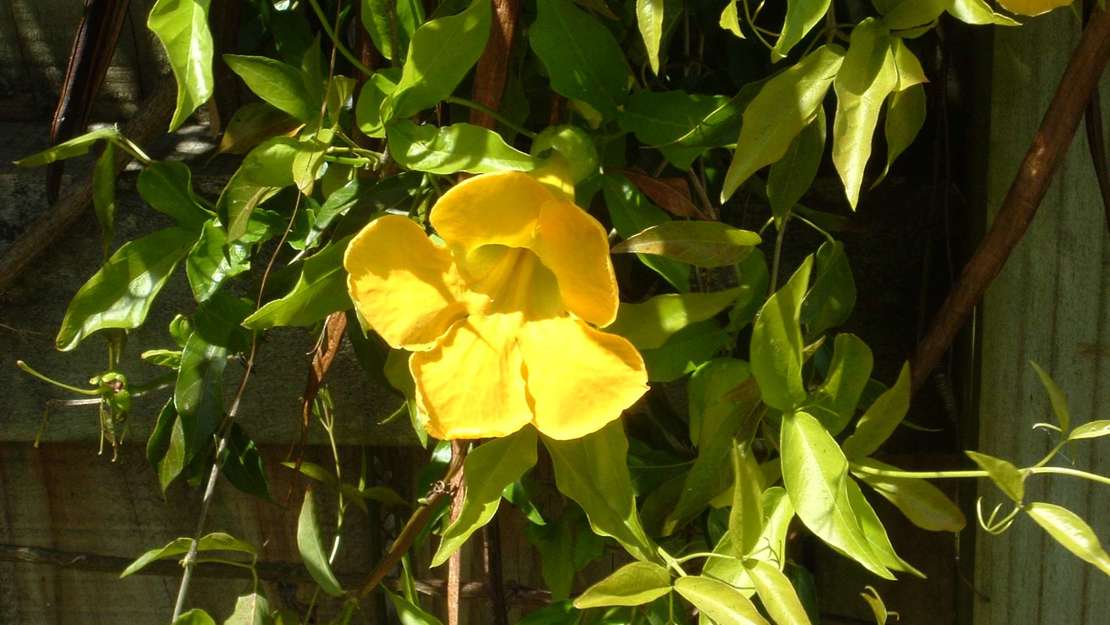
[460,245,563,319]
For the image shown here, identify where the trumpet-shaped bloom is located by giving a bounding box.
[345,171,648,440]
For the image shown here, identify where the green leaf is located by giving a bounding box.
[728,443,767,556]
[361,0,425,61]
[186,220,247,303]
[722,45,844,201]
[875,82,925,187]
[224,54,319,122]
[175,609,217,625]
[607,289,741,350]
[636,0,664,75]
[219,137,299,241]
[355,69,400,138]
[745,559,813,625]
[704,486,794,587]
[859,586,892,625]
[517,601,578,625]
[674,575,771,625]
[137,161,212,230]
[431,428,538,566]
[841,362,910,459]
[385,0,491,120]
[574,561,672,609]
[225,593,273,625]
[602,176,690,290]
[800,240,856,338]
[832,19,898,208]
[750,256,813,411]
[387,120,535,174]
[242,236,352,329]
[845,478,922,576]
[218,102,299,155]
[640,320,731,382]
[529,0,629,120]
[781,411,894,579]
[1069,420,1110,441]
[148,0,214,131]
[526,507,604,599]
[1028,361,1070,433]
[773,0,832,61]
[720,0,743,36]
[1025,502,1110,576]
[965,451,1025,502]
[219,424,271,501]
[121,532,256,577]
[55,227,195,351]
[767,107,825,224]
[92,141,117,254]
[852,458,965,532]
[879,0,946,29]
[148,400,187,494]
[175,333,228,460]
[620,90,740,169]
[542,422,657,563]
[806,333,873,435]
[946,0,1020,25]
[611,222,761,268]
[385,588,443,625]
[297,489,344,596]
[14,127,121,167]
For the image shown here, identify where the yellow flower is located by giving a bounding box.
[344,171,648,440]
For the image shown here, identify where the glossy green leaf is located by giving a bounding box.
[297,489,344,596]
[966,451,1025,502]
[704,486,793,588]
[842,362,910,459]
[612,222,761,268]
[175,333,227,460]
[355,69,400,138]
[1069,420,1110,441]
[525,506,605,599]
[722,45,844,201]
[220,423,271,501]
[574,561,672,608]
[607,289,741,350]
[1025,502,1110,576]
[148,0,214,130]
[121,532,255,577]
[387,120,534,174]
[807,333,873,435]
[729,444,767,556]
[385,587,443,625]
[767,107,825,224]
[602,176,690,290]
[92,141,116,254]
[845,477,922,576]
[225,593,273,625]
[640,320,731,382]
[516,601,578,625]
[219,137,299,241]
[137,161,211,230]
[361,0,425,61]
[242,236,352,329]
[385,0,490,120]
[876,83,926,186]
[542,422,657,563]
[750,256,813,411]
[745,559,813,625]
[852,458,966,532]
[175,609,216,625]
[781,410,894,578]
[14,127,121,167]
[620,90,740,169]
[773,0,832,61]
[946,0,1020,25]
[880,0,946,29]
[720,0,743,36]
[186,220,246,303]
[832,19,898,208]
[890,38,927,91]
[674,575,771,625]
[801,240,856,338]
[859,586,892,625]
[636,0,664,75]
[56,227,195,351]
[224,54,319,122]
[529,0,629,119]
[147,400,187,494]
[1029,361,1070,433]
[431,427,538,566]
[217,102,298,155]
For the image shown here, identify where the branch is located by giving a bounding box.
[468,0,520,130]
[910,8,1110,394]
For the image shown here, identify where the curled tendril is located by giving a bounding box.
[976,497,1022,535]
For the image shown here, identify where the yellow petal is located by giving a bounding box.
[431,171,618,326]
[519,317,648,440]
[998,0,1072,15]
[411,314,533,439]
[344,215,466,350]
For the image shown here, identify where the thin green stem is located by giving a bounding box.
[17,360,99,396]
[306,0,374,76]
[117,137,153,167]
[741,0,775,51]
[444,97,538,139]
[849,462,1110,487]
[768,213,790,293]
